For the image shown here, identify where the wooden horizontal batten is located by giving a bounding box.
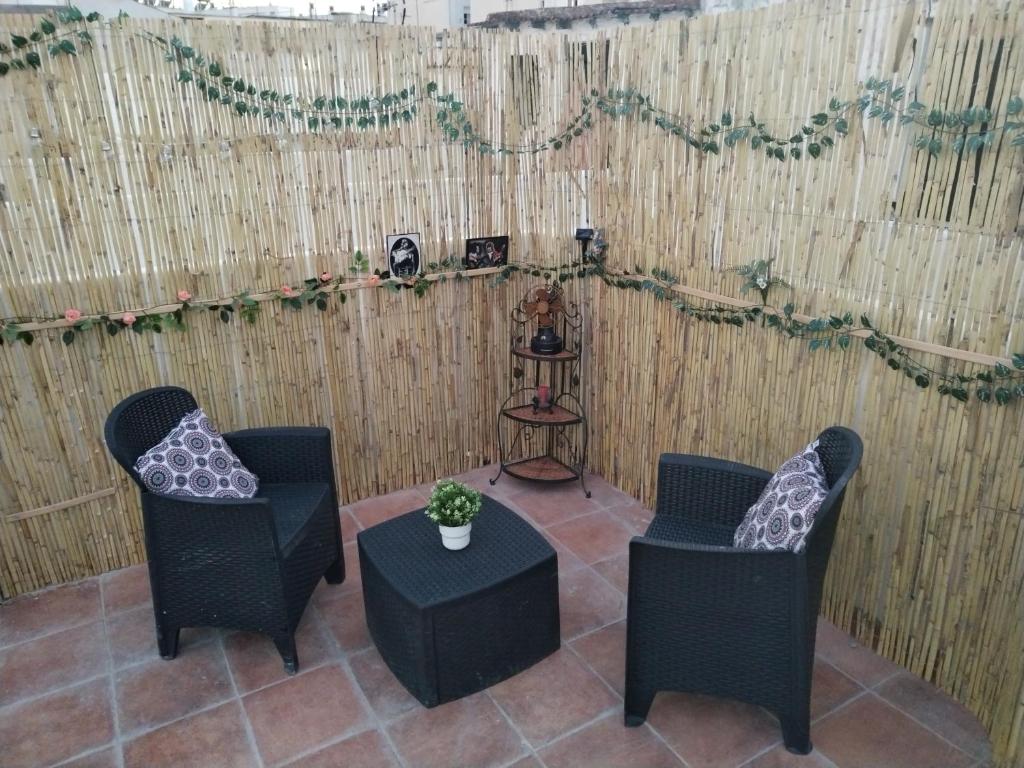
[619,276,1017,368]
[6,488,118,521]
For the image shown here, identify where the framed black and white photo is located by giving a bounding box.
[386,233,422,278]
[465,236,509,270]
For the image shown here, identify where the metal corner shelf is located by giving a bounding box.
[491,286,590,497]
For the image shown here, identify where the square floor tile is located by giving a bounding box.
[386,693,525,768]
[101,563,152,615]
[106,606,215,669]
[340,509,362,542]
[0,621,108,706]
[60,746,120,768]
[0,579,101,647]
[115,640,234,735]
[348,647,420,721]
[875,672,991,760]
[489,649,619,747]
[744,744,835,767]
[579,474,638,508]
[243,663,370,766]
[813,694,973,768]
[591,554,629,594]
[315,543,361,601]
[122,700,256,768]
[558,566,626,640]
[570,620,626,697]
[646,692,781,768]
[538,713,683,768]
[547,511,635,565]
[811,658,863,720]
[0,678,114,768]
[349,488,427,529]
[319,590,372,653]
[509,485,603,527]
[284,728,399,768]
[605,500,654,534]
[224,611,336,693]
[505,755,544,768]
[815,620,902,687]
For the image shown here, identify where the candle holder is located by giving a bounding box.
[532,385,553,414]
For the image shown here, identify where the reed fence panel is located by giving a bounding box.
[0,1,1022,763]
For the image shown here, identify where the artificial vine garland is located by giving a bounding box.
[155,31,1024,162]
[2,241,1022,407]
[3,10,1023,160]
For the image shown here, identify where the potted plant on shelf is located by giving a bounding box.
[425,479,483,550]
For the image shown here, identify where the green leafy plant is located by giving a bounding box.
[729,258,789,305]
[0,7,102,77]
[424,480,482,527]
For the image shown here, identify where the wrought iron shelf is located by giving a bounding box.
[503,456,579,484]
[492,283,589,497]
[512,347,579,362]
[501,404,582,426]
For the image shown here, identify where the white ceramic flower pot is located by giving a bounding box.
[439,522,471,550]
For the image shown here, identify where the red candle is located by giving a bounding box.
[537,385,550,407]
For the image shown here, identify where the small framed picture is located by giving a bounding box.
[386,233,422,278]
[465,236,509,270]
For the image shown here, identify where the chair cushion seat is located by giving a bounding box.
[259,482,332,554]
[644,514,736,547]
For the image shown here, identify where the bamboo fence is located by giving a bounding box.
[0,0,1022,763]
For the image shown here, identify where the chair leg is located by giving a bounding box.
[156,623,180,660]
[273,633,300,675]
[781,715,812,755]
[324,556,345,585]
[624,685,656,727]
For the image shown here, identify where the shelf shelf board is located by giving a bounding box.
[503,456,580,483]
[501,404,582,426]
[512,346,579,362]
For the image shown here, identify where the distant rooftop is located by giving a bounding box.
[476,0,701,28]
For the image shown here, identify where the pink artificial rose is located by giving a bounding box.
[121,312,137,326]
[176,290,192,302]
[281,285,296,297]
[366,275,381,287]
[64,308,82,323]
[320,271,332,283]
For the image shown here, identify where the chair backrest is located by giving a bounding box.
[104,386,199,490]
[803,426,863,621]
[813,426,863,497]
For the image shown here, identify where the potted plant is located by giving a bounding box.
[425,479,483,550]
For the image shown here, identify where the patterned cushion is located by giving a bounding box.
[733,440,829,552]
[133,408,258,498]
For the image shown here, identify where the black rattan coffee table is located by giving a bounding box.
[357,494,560,707]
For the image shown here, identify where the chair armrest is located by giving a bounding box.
[224,427,337,493]
[656,453,772,528]
[628,536,805,628]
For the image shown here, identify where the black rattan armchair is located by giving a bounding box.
[105,386,344,673]
[624,427,863,754]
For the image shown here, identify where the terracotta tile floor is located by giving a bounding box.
[0,468,992,768]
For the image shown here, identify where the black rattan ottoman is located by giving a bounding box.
[357,494,560,707]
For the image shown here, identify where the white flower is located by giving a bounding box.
[756,276,768,289]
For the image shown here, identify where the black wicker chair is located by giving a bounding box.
[624,426,863,754]
[105,386,344,673]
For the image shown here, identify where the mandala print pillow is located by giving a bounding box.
[134,408,258,498]
[733,440,829,553]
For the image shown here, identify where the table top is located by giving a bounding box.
[356,494,556,608]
